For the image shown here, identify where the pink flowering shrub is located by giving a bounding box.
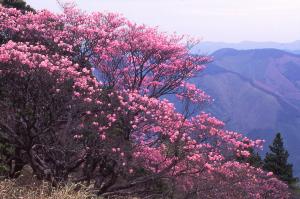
[0,5,289,198]
[174,161,289,199]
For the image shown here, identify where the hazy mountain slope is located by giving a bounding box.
[195,49,300,176]
[211,48,300,108]
[293,50,300,55]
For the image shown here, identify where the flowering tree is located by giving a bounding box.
[182,161,289,199]
[0,6,289,198]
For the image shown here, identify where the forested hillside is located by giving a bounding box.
[196,48,300,176]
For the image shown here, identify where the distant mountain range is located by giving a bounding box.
[192,40,300,55]
[191,48,300,177]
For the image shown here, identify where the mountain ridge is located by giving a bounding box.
[193,40,300,54]
[194,48,300,176]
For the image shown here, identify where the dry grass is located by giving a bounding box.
[0,179,99,199]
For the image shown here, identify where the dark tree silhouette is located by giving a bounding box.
[263,133,298,185]
[0,0,34,12]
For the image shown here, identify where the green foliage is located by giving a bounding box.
[0,0,34,12]
[0,141,14,177]
[263,133,298,185]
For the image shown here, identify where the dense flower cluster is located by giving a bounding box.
[0,5,289,198]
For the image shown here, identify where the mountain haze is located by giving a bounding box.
[194,48,300,176]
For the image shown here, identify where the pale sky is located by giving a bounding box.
[26,0,300,43]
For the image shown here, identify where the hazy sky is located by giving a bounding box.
[26,0,300,43]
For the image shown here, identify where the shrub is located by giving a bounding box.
[0,5,290,198]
